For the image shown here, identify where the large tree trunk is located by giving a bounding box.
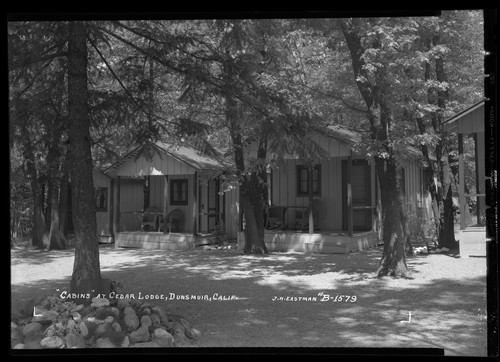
[240,173,268,254]
[58,151,70,238]
[47,142,65,250]
[376,158,410,277]
[225,89,268,254]
[68,21,101,280]
[340,19,409,276]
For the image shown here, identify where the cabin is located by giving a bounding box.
[236,125,432,253]
[93,126,432,254]
[99,142,239,250]
[442,100,487,257]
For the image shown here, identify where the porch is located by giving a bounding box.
[237,230,379,254]
[115,231,227,250]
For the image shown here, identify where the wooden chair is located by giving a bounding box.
[141,206,162,231]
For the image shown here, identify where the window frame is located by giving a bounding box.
[296,164,321,197]
[170,178,189,205]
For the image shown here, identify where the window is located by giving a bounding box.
[95,187,108,212]
[170,179,188,205]
[296,165,321,196]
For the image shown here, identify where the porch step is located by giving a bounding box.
[116,232,195,250]
[304,241,349,254]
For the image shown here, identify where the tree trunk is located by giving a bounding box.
[47,142,65,250]
[376,158,410,277]
[58,151,70,238]
[225,88,268,254]
[340,20,409,277]
[22,126,49,249]
[68,21,101,280]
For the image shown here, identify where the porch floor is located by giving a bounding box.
[115,231,224,250]
[238,229,380,254]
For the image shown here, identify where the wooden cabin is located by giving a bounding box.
[92,126,431,254]
[443,100,487,257]
[236,125,432,253]
[101,142,239,250]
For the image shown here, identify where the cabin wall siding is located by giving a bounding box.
[149,174,195,233]
[271,157,348,231]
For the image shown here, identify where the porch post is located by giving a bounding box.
[474,132,486,224]
[308,165,314,234]
[163,175,169,234]
[109,178,114,238]
[116,176,121,234]
[458,133,466,230]
[347,153,353,237]
[192,172,198,236]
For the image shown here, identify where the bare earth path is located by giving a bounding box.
[11,245,487,355]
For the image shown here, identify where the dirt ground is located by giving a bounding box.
[11,243,488,356]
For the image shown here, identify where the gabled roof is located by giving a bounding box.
[104,141,232,177]
[323,124,363,145]
[154,142,233,170]
[442,100,485,133]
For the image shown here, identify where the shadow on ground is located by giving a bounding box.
[11,245,487,355]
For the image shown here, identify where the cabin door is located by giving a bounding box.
[199,179,220,233]
[342,160,372,231]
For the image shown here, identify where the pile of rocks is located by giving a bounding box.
[11,294,200,349]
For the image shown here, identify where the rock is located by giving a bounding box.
[153,328,170,339]
[441,247,449,252]
[11,326,23,346]
[151,306,169,325]
[65,333,86,348]
[96,323,110,337]
[79,321,89,337]
[32,310,59,324]
[23,322,43,338]
[129,325,150,343]
[190,328,201,340]
[421,249,428,254]
[435,248,441,253]
[95,337,115,348]
[105,316,114,324]
[91,297,110,308]
[70,304,84,313]
[140,315,152,328]
[24,335,43,349]
[117,299,130,310]
[111,322,122,332]
[131,341,162,348]
[121,336,130,347]
[13,344,25,349]
[153,328,174,347]
[111,307,120,318]
[429,250,436,254]
[124,306,140,332]
[40,336,65,349]
[86,316,105,324]
[150,313,161,328]
[173,332,189,346]
[71,311,82,323]
[44,324,56,337]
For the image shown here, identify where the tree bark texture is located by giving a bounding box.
[67,21,101,280]
[341,20,409,276]
[21,124,49,249]
[225,89,268,254]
